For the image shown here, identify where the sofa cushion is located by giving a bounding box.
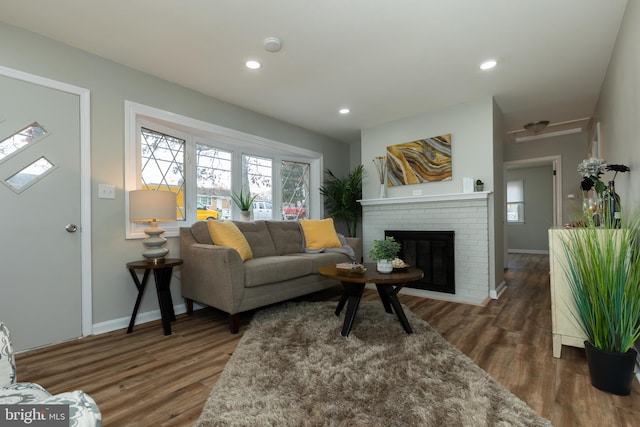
[299,218,342,250]
[290,252,354,272]
[191,221,213,245]
[266,221,304,255]
[207,220,253,261]
[244,256,313,288]
[233,221,277,258]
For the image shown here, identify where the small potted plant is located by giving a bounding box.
[475,179,484,191]
[230,189,257,221]
[368,236,401,273]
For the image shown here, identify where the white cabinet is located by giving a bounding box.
[548,228,587,358]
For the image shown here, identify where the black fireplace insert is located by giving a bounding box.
[385,230,455,294]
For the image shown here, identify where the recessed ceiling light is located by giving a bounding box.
[245,60,261,70]
[480,60,497,70]
[339,108,350,115]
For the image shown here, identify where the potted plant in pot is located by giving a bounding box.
[231,189,257,221]
[475,179,484,191]
[369,236,401,273]
[559,214,640,395]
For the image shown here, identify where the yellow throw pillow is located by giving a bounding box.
[299,218,342,250]
[207,220,253,261]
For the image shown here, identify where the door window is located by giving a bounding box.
[0,122,47,162]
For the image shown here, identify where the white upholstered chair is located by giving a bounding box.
[0,322,102,427]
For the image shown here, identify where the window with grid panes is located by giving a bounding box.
[125,101,323,238]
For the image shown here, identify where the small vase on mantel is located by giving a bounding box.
[379,183,386,199]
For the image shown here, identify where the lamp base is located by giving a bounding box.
[142,223,169,262]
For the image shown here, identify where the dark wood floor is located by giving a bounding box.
[15,254,640,426]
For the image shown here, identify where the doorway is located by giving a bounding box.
[0,66,91,351]
[503,156,562,266]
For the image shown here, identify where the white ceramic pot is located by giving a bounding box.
[239,210,251,221]
[377,259,393,273]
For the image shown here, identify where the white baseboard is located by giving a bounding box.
[363,284,487,305]
[91,302,206,335]
[489,280,507,299]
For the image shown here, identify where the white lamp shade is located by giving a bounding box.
[129,190,176,222]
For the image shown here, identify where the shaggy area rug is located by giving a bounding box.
[196,301,552,427]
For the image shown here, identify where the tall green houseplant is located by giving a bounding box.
[560,219,640,353]
[318,165,364,237]
[559,213,640,394]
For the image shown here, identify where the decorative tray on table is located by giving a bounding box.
[336,263,367,274]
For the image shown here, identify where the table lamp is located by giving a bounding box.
[129,190,177,263]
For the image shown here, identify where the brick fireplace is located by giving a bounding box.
[360,192,491,304]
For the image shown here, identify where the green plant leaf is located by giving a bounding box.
[558,215,640,353]
[230,189,258,211]
[318,165,364,237]
[368,236,401,260]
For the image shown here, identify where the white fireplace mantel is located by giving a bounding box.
[359,191,491,206]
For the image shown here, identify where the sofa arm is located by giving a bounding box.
[345,237,363,263]
[180,243,246,314]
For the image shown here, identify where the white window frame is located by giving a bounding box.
[506,179,525,224]
[124,101,323,239]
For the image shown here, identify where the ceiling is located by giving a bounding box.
[0,0,628,144]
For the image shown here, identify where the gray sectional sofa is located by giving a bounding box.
[180,220,362,333]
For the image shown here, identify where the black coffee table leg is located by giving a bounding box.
[338,282,365,337]
[375,284,393,314]
[335,293,348,316]
[376,284,413,334]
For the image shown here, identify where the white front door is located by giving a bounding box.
[0,69,90,351]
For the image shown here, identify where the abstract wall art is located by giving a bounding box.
[386,134,452,186]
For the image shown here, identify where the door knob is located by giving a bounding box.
[65,224,78,233]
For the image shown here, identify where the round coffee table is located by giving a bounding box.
[318,263,424,337]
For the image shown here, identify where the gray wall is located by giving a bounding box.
[0,22,353,327]
[506,166,554,252]
[491,98,505,290]
[594,0,639,212]
[503,132,589,225]
[361,97,497,199]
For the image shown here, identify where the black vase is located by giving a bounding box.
[584,341,637,395]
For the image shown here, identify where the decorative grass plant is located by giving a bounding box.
[560,214,640,353]
[230,189,258,211]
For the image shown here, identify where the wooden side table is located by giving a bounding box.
[126,258,183,336]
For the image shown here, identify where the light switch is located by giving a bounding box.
[98,184,116,199]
